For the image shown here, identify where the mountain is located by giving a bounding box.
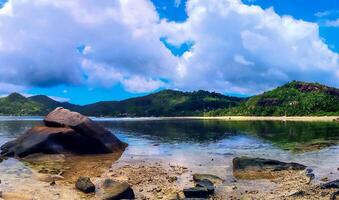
[0,93,48,115]
[0,90,243,116]
[207,81,339,116]
[28,95,80,111]
[80,90,243,117]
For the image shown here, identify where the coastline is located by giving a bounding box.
[1,115,339,122]
[157,116,339,122]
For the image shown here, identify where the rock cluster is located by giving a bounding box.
[75,177,135,200]
[0,107,127,157]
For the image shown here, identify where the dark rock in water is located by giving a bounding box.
[0,108,127,157]
[98,179,135,200]
[321,179,339,189]
[44,107,126,152]
[76,176,95,193]
[183,187,210,198]
[192,173,223,184]
[233,157,306,172]
[196,179,214,194]
[330,190,339,200]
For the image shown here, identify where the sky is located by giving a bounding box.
[0,0,338,105]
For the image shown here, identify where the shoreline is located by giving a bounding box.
[156,116,339,122]
[1,115,339,122]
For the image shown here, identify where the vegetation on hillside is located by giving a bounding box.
[206,81,339,116]
[0,93,47,115]
[0,81,338,117]
[81,90,243,117]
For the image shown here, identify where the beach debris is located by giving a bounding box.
[0,107,127,157]
[97,179,135,200]
[75,176,96,193]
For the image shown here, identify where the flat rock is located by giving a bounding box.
[192,174,223,184]
[97,179,135,200]
[76,176,95,193]
[233,157,306,172]
[183,187,210,198]
[321,179,339,189]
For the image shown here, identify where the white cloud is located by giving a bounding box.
[122,76,165,93]
[161,0,339,94]
[0,0,338,96]
[0,82,25,95]
[325,18,339,27]
[0,0,176,93]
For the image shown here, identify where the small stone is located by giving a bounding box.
[330,190,339,200]
[75,176,95,193]
[183,187,210,198]
[196,179,214,194]
[168,176,177,183]
[321,177,329,182]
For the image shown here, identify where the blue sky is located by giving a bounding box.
[0,0,338,104]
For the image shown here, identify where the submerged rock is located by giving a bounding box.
[233,157,306,179]
[192,173,223,184]
[97,179,135,200]
[0,108,127,157]
[321,179,339,189]
[233,157,306,172]
[76,176,96,193]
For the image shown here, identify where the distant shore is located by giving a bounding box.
[157,116,339,122]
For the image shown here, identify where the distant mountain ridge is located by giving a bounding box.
[0,81,338,117]
[0,89,243,116]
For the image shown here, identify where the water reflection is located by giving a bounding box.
[100,120,339,151]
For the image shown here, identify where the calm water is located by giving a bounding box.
[0,118,339,184]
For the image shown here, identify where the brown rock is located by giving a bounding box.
[1,108,127,157]
[44,107,127,152]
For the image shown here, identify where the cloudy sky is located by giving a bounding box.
[0,0,338,104]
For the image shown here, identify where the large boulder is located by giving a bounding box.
[0,108,127,157]
[44,107,126,152]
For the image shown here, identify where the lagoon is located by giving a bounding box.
[0,118,338,199]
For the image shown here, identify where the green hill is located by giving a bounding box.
[0,90,242,117]
[0,81,338,117]
[80,90,243,117]
[0,93,48,115]
[206,81,339,116]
